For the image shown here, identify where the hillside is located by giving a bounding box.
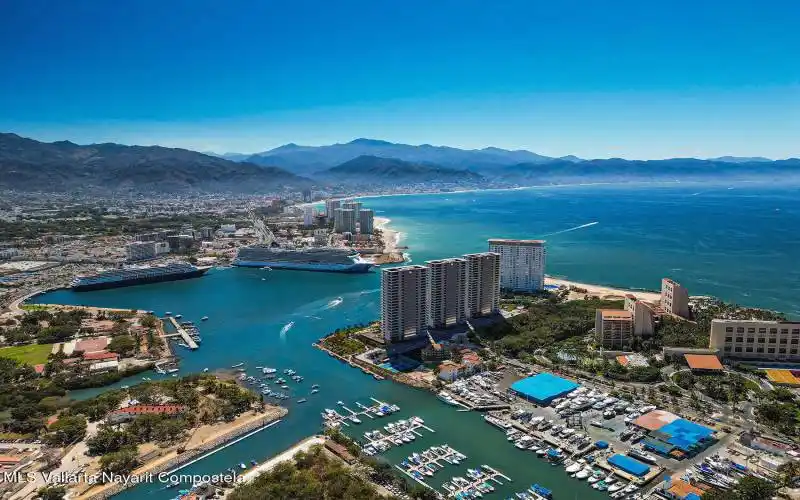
[241,138,569,174]
[0,133,310,193]
[319,155,484,184]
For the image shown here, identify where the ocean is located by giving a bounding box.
[28,182,800,499]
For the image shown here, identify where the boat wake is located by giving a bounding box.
[324,297,343,309]
[279,321,294,338]
[544,221,599,236]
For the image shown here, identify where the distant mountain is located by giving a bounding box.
[708,156,772,163]
[242,138,572,174]
[0,133,310,193]
[319,155,484,185]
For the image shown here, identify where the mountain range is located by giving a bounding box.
[1,132,798,193]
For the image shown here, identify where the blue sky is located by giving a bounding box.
[0,0,797,159]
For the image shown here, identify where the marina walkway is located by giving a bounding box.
[165,316,198,349]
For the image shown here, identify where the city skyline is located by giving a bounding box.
[1,1,798,159]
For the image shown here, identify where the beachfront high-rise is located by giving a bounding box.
[661,278,690,318]
[341,200,363,213]
[463,252,501,318]
[595,309,634,350]
[381,265,428,344]
[426,258,467,329]
[488,239,546,292]
[325,199,341,218]
[358,209,374,235]
[303,206,316,227]
[334,208,357,234]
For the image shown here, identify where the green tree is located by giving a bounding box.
[43,415,87,447]
[35,486,66,500]
[99,446,139,475]
[108,335,136,356]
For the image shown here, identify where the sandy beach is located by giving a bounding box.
[546,276,661,302]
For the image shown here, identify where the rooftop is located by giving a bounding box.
[510,372,579,404]
[112,404,186,416]
[488,238,545,246]
[633,409,680,431]
[684,354,724,371]
[600,309,633,320]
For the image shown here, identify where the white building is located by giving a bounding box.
[381,265,428,344]
[463,252,500,318]
[709,319,800,361]
[661,278,690,318]
[426,258,467,329]
[488,239,546,292]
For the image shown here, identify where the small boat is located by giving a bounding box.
[201,316,209,321]
[203,368,209,373]
[349,415,361,424]
[165,312,172,315]
[337,400,344,405]
[231,363,245,368]
[250,460,258,466]
[311,388,319,394]
[239,463,246,469]
[175,314,182,319]
[297,398,307,403]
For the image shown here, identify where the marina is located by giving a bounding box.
[164,316,199,350]
[442,464,512,499]
[321,397,401,428]
[360,415,435,454]
[393,444,470,488]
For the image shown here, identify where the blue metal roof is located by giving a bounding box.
[510,373,579,403]
[608,454,650,476]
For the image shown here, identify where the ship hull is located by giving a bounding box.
[233,260,372,273]
[72,268,209,291]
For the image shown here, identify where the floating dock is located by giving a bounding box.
[361,416,435,451]
[164,316,199,350]
[444,464,511,498]
[395,444,467,481]
[322,398,400,428]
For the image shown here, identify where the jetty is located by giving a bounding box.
[394,444,467,486]
[444,465,511,498]
[322,397,400,428]
[361,416,435,451]
[164,316,198,350]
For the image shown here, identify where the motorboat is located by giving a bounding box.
[575,467,592,479]
[608,482,626,493]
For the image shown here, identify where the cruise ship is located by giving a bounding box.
[71,263,210,291]
[233,245,373,273]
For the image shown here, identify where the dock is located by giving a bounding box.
[164,316,198,350]
[395,444,467,482]
[443,464,511,498]
[360,416,435,451]
[322,398,400,428]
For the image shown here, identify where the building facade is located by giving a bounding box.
[426,258,467,329]
[661,278,690,318]
[595,309,634,349]
[333,208,357,234]
[488,239,546,292]
[463,252,500,318]
[358,209,374,234]
[624,294,656,337]
[380,265,428,344]
[324,199,341,218]
[303,206,316,227]
[126,241,157,261]
[709,319,800,361]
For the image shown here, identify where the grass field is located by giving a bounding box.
[0,343,53,365]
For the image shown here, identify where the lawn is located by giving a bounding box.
[0,343,53,365]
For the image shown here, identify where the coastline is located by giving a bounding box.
[545,276,661,302]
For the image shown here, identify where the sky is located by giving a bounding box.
[0,0,798,159]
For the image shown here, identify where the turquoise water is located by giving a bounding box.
[29,183,800,499]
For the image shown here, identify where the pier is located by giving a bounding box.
[322,398,400,428]
[394,444,467,484]
[360,416,435,451]
[444,465,511,498]
[164,316,198,350]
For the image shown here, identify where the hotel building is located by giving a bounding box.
[358,209,374,234]
[426,258,467,329]
[333,208,357,234]
[488,239,546,292]
[324,199,341,218]
[624,294,656,337]
[303,206,316,227]
[709,319,800,361]
[595,309,634,350]
[463,252,501,318]
[661,278,690,318]
[380,265,428,344]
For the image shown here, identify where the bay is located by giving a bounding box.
[29,182,800,499]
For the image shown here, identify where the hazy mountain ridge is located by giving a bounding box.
[0,133,311,193]
[318,155,484,184]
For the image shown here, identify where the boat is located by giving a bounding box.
[311,388,319,394]
[297,398,307,403]
[529,484,552,500]
[628,449,659,464]
[201,316,209,321]
[437,390,460,406]
[239,463,246,469]
[203,368,209,373]
[349,415,361,424]
[234,245,373,273]
[174,314,182,319]
[71,262,210,291]
[231,363,245,368]
[566,461,582,473]
[575,467,592,479]
[608,482,626,493]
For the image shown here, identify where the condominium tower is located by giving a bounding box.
[359,209,375,234]
[324,199,341,218]
[333,208,357,233]
[426,258,467,329]
[661,278,690,318]
[463,252,501,318]
[488,239,546,292]
[595,309,634,350]
[380,265,428,343]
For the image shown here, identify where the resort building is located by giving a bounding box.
[709,319,800,361]
[325,199,341,218]
[624,294,656,337]
[341,200,363,213]
[333,208,357,233]
[661,278,690,318]
[595,309,634,350]
[426,258,467,329]
[303,206,316,227]
[488,238,545,292]
[380,265,428,344]
[463,252,501,318]
[126,241,157,261]
[108,404,187,424]
[358,209,374,234]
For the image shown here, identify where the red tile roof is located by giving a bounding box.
[684,354,724,371]
[111,405,186,416]
[75,337,109,353]
[83,351,119,361]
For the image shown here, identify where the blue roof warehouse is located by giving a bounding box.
[510,373,579,404]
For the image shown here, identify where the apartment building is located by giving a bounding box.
[463,252,500,318]
[359,209,374,234]
[380,265,428,344]
[595,309,634,350]
[488,239,546,292]
[325,199,341,218]
[333,208,357,233]
[426,258,467,329]
[709,319,800,361]
[661,278,690,318]
[624,294,656,337]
